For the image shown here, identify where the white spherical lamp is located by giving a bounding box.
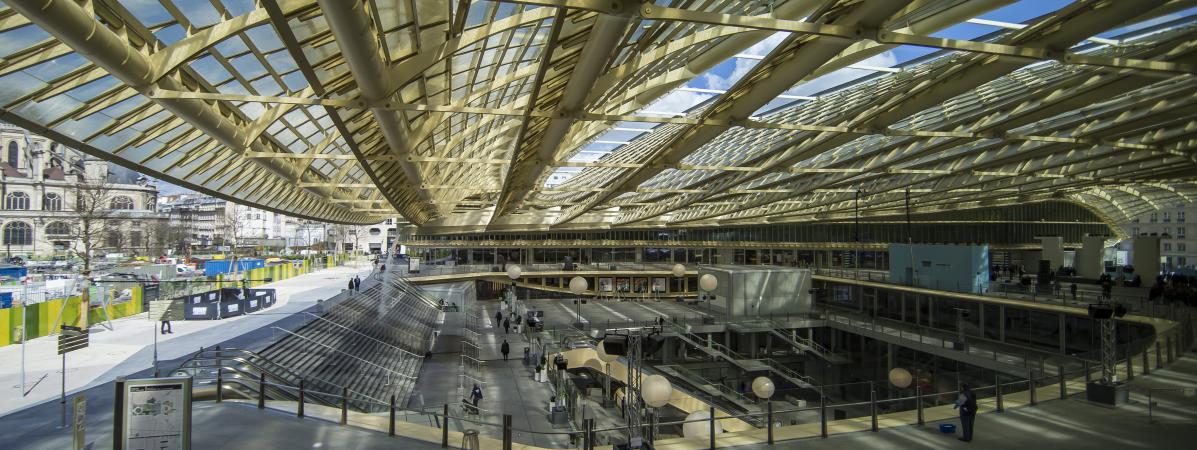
[751,376,775,400]
[506,264,522,280]
[641,375,673,408]
[595,340,619,363]
[569,276,589,294]
[682,410,722,438]
[698,273,718,292]
[888,367,913,389]
[671,263,686,278]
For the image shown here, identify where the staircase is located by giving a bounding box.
[655,364,762,417]
[767,327,852,364]
[250,272,442,411]
[667,323,817,389]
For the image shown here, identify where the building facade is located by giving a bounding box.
[1119,203,1196,271]
[0,122,166,259]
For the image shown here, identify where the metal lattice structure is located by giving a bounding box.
[2,1,1196,230]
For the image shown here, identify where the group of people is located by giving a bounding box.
[494,309,525,335]
[346,275,362,295]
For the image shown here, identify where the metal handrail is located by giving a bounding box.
[302,312,422,359]
[270,327,417,379]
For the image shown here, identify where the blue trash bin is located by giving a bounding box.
[939,423,957,434]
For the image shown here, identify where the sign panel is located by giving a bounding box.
[119,377,191,450]
[408,257,421,273]
[58,326,89,355]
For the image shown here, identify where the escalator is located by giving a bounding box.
[172,348,390,412]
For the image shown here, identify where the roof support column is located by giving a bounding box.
[493,6,635,216]
[318,0,438,223]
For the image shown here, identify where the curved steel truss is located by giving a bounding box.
[1,0,1195,230]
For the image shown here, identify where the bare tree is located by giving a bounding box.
[144,219,170,257]
[68,178,115,274]
[216,206,248,259]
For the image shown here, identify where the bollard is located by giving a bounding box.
[767,400,774,445]
[503,414,513,450]
[216,368,223,403]
[820,395,828,438]
[298,379,305,418]
[340,387,348,425]
[1029,377,1037,406]
[442,404,449,448]
[995,375,1004,412]
[1142,347,1151,375]
[916,386,924,425]
[870,388,878,432]
[389,395,396,437]
[1058,367,1066,399]
[258,372,266,409]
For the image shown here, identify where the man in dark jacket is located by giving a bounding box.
[954,384,978,442]
[470,384,483,407]
[501,340,510,361]
[495,310,503,325]
[353,275,361,293]
[503,317,511,334]
[347,278,355,296]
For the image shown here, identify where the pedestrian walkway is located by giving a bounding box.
[714,354,1197,450]
[0,263,373,416]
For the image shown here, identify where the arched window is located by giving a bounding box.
[5,192,30,210]
[44,193,62,211]
[45,221,72,236]
[2,221,32,245]
[6,141,17,167]
[110,195,134,210]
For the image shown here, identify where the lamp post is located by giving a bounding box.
[506,264,521,313]
[570,276,588,328]
[752,376,776,445]
[642,374,673,444]
[699,273,718,317]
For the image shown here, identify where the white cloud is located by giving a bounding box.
[699,32,787,90]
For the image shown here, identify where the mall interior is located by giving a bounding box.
[2,0,1197,449]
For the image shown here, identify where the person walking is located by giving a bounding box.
[353,275,361,293]
[954,384,978,442]
[501,339,510,361]
[160,318,173,334]
[1070,283,1078,300]
[495,310,503,325]
[503,317,511,334]
[347,278,356,296]
[470,383,483,407]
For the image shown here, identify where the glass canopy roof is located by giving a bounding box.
[1,0,1195,233]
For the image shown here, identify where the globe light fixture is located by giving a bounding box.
[569,276,588,294]
[751,376,775,399]
[888,367,913,389]
[682,410,722,438]
[641,374,674,408]
[506,264,522,280]
[671,263,686,278]
[698,273,718,292]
